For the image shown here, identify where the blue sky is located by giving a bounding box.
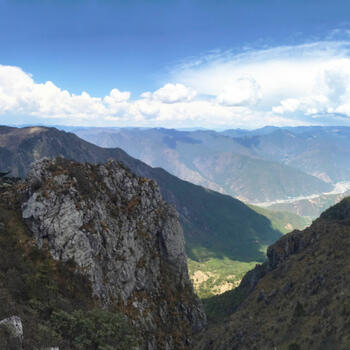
[1,0,350,128]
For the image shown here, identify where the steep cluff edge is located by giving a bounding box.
[21,157,206,349]
[0,176,138,349]
[195,197,350,350]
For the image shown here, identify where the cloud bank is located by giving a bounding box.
[3,40,350,128]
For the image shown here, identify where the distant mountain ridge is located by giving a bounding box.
[72,127,332,202]
[228,126,350,183]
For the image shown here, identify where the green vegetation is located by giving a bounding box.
[0,191,138,349]
[50,309,138,350]
[249,205,311,234]
[187,205,309,308]
[194,197,350,349]
[187,258,258,299]
[153,167,282,263]
[201,284,250,323]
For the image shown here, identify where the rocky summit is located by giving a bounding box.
[9,157,205,349]
[195,197,350,350]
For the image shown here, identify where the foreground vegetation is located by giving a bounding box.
[0,187,138,349]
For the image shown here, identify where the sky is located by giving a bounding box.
[1,0,350,129]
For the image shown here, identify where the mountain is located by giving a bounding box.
[0,126,282,265]
[0,159,206,349]
[22,158,206,348]
[230,126,350,183]
[195,197,350,349]
[248,205,312,234]
[266,190,350,218]
[72,127,331,202]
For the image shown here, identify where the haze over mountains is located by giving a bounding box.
[72,126,348,203]
[4,124,348,297]
[70,126,350,216]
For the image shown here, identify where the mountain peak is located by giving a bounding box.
[21,157,206,348]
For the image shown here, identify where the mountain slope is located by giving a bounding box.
[20,157,206,348]
[249,205,312,234]
[187,207,310,299]
[0,174,138,349]
[0,126,281,264]
[231,126,350,183]
[72,127,331,202]
[195,197,350,349]
[266,190,350,218]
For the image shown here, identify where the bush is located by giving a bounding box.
[51,309,138,350]
[288,343,300,350]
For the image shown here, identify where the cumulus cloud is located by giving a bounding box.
[0,65,110,120]
[142,83,197,103]
[272,57,350,116]
[216,78,262,106]
[171,40,350,123]
[3,40,350,129]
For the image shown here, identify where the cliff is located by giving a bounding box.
[1,158,206,349]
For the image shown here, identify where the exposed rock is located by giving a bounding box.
[0,316,23,341]
[21,158,206,349]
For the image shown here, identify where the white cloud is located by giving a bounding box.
[3,40,350,129]
[216,78,262,106]
[143,83,197,103]
[104,88,130,104]
[271,57,350,116]
[171,41,350,122]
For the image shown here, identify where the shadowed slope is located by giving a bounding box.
[195,197,350,349]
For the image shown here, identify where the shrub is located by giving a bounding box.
[51,308,139,350]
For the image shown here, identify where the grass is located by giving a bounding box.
[249,205,312,234]
[188,257,259,299]
[0,187,138,350]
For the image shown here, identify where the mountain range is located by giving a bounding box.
[227,126,350,183]
[71,126,341,203]
[1,136,349,348]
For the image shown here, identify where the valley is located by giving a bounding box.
[2,2,349,347]
[1,125,350,348]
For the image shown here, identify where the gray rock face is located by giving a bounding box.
[22,158,206,349]
[0,316,23,341]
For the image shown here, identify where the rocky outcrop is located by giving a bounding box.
[195,197,350,349]
[0,316,23,342]
[21,158,206,349]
